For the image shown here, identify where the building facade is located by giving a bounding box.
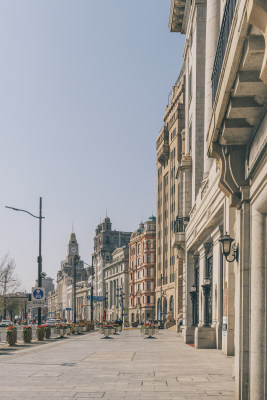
[168,0,267,399]
[54,232,87,320]
[156,72,185,324]
[129,217,156,324]
[103,246,129,325]
[92,217,131,321]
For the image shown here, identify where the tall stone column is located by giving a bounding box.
[211,226,224,350]
[250,206,266,400]
[203,0,220,179]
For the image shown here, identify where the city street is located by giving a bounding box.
[0,328,234,400]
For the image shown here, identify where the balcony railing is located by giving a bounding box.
[174,216,189,233]
[211,0,237,103]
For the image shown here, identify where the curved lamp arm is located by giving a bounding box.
[5,206,45,219]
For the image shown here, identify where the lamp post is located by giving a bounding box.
[73,254,80,324]
[5,197,45,325]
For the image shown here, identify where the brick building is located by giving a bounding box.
[129,217,156,324]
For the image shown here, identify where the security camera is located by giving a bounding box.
[40,272,47,278]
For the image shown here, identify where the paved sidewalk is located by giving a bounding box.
[0,329,234,400]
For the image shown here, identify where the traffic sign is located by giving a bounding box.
[32,287,45,307]
[66,307,72,310]
[86,295,104,302]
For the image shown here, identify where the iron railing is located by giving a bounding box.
[211,0,237,103]
[174,216,190,232]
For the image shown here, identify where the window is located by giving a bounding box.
[138,258,140,266]
[147,282,151,290]
[138,244,140,253]
[147,268,151,276]
[147,296,150,304]
[147,241,150,250]
[147,255,151,263]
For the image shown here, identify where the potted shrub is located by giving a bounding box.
[44,325,51,339]
[36,325,45,341]
[22,326,32,343]
[6,326,17,346]
[55,324,66,337]
[65,324,71,335]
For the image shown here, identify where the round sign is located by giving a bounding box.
[33,289,44,299]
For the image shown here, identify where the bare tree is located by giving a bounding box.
[0,254,21,319]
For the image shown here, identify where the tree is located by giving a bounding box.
[0,254,21,319]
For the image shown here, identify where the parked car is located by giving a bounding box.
[46,319,56,327]
[0,320,13,327]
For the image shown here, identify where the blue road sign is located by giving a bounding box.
[66,307,72,310]
[86,295,104,302]
[33,288,44,300]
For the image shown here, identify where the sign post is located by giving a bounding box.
[32,287,46,308]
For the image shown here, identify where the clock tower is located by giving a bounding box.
[66,232,79,265]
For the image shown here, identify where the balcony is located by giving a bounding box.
[156,126,169,163]
[208,0,267,206]
[169,0,188,34]
[211,0,237,103]
[171,231,186,259]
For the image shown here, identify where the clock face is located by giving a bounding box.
[70,246,76,253]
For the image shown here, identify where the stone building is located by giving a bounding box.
[55,232,87,320]
[129,217,156,324]
[168,0,267,399]
[92,217,131,321]
[103,246,129,325]
[156,71,185,323]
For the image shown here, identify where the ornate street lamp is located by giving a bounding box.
[219,232,238,262]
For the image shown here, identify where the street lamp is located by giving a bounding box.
[5,197,45,325]
[219,232,238,262]
[73,254,80,324]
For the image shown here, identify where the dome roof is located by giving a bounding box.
[148,215,156,222]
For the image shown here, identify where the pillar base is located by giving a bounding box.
[195,326,216,349]
[183,326,196,344]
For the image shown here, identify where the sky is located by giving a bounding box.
[0,0,185,292]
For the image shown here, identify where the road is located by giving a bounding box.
[0,329,235,399]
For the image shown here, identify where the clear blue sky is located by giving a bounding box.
[0,0,185,291]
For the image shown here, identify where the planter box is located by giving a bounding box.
[6,329,17,346]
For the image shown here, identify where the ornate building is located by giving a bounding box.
[129,217,156,324]
[54,232,87,320]
[92,217,131,321]
[103,246,129,324]
[168,0,267,399]
[156,71,185,324]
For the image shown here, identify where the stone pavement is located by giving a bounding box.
[0,329,235,400]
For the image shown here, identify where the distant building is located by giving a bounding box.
[55,232,87,320]
[156,70,185,324]
[104,246,129,324]
[92,217,131,321]
[129,217,156,324]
